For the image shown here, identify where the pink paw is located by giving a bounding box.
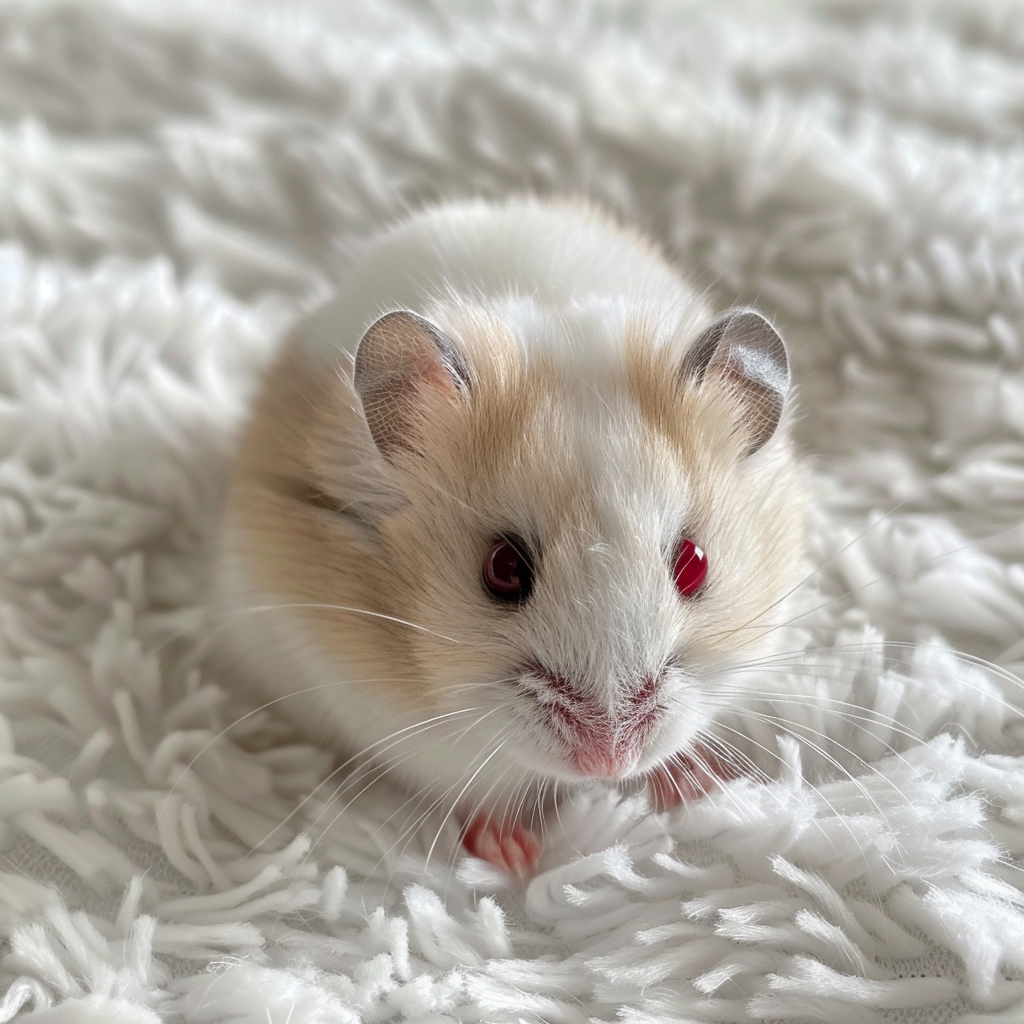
[649,745,741,812]
[461,815,542,877]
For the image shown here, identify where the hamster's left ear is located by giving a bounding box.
[353,309,471,461]
[681,309,790,455]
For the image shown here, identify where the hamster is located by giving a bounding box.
[215,197,806,876]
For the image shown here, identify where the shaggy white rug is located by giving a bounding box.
[3,0,1024,1020]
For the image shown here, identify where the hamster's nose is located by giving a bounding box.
[527,668,662,779]
[570,674,661,777]
[626,674,660,719]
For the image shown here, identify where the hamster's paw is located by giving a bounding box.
[461,815,542,877]
[649,745,740,812]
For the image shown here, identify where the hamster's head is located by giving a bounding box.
[231,301,805,789]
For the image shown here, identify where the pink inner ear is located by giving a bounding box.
[395,359,464,443]
[354,310,467,460]
[414,350,464,404]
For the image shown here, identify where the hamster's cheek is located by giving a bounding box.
[405,616,519,712]
[644,682,717,761]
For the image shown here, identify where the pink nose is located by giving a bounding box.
[532,667,661,779]
[571,734,619,777]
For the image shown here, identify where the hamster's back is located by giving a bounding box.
[295,198,698,369]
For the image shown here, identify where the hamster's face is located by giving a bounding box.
[351,307,807,785]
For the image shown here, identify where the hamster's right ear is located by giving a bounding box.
[353,310,471,461]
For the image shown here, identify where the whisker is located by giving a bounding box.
[708,643,1024,729]
[709,719,895,894]
[256,706,493,851]
[727,708,906,820]
[424,740,511,871]
[716,686,931,753]
[302,700,516,852]
[699,498,913,648]
[209,601,468,646]
[355,713,520,885]
[169,678,453,798]
[702,519,1024,652]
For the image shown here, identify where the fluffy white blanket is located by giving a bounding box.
[2,0,1024,1020]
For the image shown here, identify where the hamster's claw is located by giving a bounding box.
[461,815,541,878]
[649,745,740,812]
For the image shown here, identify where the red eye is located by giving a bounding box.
[483,537,534,602]
[673,539,708,597]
